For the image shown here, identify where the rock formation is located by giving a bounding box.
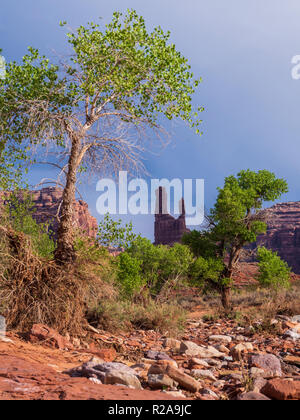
[0,187,98,238]
[248,202,300,274]
[154,187,190,246]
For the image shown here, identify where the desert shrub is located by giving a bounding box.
[125,238,194,294]
[87,299,186,335]
[2,191,55,259]
[116,253,144,298]
[257,247,291,291]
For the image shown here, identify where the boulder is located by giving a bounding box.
[104,370,142,389]
[67,360,142,389]
[180,341,224,358]
[166,365,201,393]
[283,355,300,367]
[291,315,300,323]
[230,343,253,360]
[148,360,178,375]
[163,338,181,352]
[147,374,178,390]
[208,335,232,344]
[283,329,300,341]
[252,377,268,393]
[250,354,282,378]
[261,379,300,400]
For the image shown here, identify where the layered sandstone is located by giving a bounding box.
[0,187,98,238]
[248,202,300,274]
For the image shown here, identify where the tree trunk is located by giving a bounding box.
[54,136,80,265]
[221,286,232,313]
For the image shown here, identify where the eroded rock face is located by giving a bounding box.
[0,187,98,239]
[248,202,300,274]
[154,187,190,246]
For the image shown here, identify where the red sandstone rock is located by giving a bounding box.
[166,365,201,393]
[0,187,98,239]
[94,348,117,362]
[261,378,300,400]
[29,324,73,350]
[247,201,300,274]
[154,187,190,246]
[0,354,179,401]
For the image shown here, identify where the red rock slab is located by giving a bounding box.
[0,354,182,401]
[261,379,300,401]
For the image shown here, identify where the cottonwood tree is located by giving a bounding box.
[183,170,288,312]
[0,10,203,264]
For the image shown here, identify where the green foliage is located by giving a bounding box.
[124,237,194,294]
[257,247,291,291]
[65,10,203,132]
[0,10,203,178]
[116,252,144,298]
[211,170,288,247]
[2,191,55,258]
[182,230,218,259]
[97,214,139,249]
[190,256,224,289]
[183,170,288,309]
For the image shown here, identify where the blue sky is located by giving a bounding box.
[1,0,300,239]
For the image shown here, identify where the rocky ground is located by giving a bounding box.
[0,312,299,400]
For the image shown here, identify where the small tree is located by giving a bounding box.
[257,246,291,291]
[183,169,288,311]
[0,10,203,264]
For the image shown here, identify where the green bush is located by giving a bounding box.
[125,238,194,294]
[116,252,144,298]
[257,246,291,291]
[2,191,55,259]
[190,256,224,289]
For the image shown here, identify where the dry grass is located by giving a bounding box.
[197,282,300,330]
[87,300,187,336]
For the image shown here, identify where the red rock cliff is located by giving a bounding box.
[248,202,300,274]
[0,187,98,239]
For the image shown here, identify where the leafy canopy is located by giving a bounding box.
[211,169,288,250]
[64,10,203,131]
[0,10,204,168]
